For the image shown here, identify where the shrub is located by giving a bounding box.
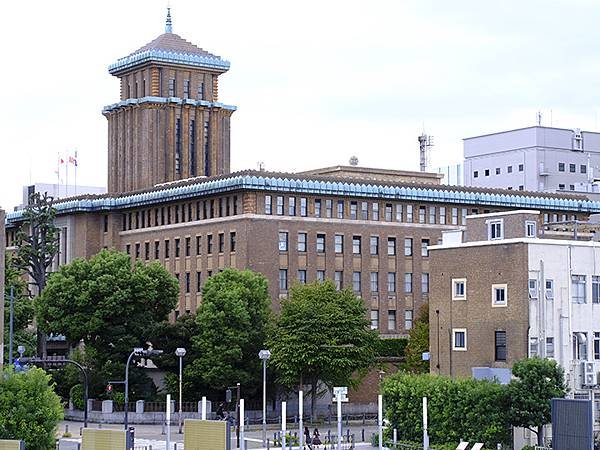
[383,373,511,447]
[0,368,64,450]
[69,383,84,410]
[376,337,408,357]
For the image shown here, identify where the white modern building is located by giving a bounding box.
[463,126,600,195]
[20,183,106,209]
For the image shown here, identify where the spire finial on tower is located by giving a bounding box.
[165,7,173,33]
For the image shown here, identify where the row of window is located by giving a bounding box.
[125,76,207,100]
[486,218,537,240]
[473,164,524,178]
[570,275,600,304]
[125,232,236,260]
[451,279,507,307]
[452,328,507,362]
[278,269,429,295]
[265,195,472,225]
[370,309,413,332]
[117,196,239,232]
[278,232,431,257]
[558,162,587,174]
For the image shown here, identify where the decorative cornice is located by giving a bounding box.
[102,96,237,114]
[108,49,230,75]
[6,173,600,225]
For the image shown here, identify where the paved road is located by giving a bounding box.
[58,420,379,450]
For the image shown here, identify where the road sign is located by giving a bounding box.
[332,386,348,402]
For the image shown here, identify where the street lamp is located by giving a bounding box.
[124,346,163,430]
[175,347,186,434]
[258,349,271,445]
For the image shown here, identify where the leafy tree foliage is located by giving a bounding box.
[402,304,429,373]
[508,357,567,446]
[12,192,60,356]
[383,373,511,446]
[0,368,64,450]
[34,249,178,398]
[184,269,272,399]
[268,281,378,419]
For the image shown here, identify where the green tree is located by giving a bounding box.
[34,249,179,398]
[185,269,271,399]
[508,357,567,446]
[12,192,60,357]
[0,367,64,450]
[403,304,429,373]
[268,281,379,419]
[4,254,36,364]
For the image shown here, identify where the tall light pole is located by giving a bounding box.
[124,346,163,430]
[175,347,186,434]
[258,349,271,445]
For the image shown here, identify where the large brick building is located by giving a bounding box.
[5,13,600,342]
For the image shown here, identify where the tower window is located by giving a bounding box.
[203,115,210,174]
[168,78,176,97]
[198,81,205,100]
[183,80,190,99]
[189,119,196,176]
[175,118,182,175]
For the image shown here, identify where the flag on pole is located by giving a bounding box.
[68,155,78,166]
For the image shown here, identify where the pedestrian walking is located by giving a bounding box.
[312,428,322,450]
[304,426,313,450]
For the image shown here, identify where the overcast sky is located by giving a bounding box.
[2,0,600,210]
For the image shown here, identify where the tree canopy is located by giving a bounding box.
[268,280,378,417]
[184,269,272,399]
[0,368,64,450]
[402,303,429,373]
[508,357,566,446]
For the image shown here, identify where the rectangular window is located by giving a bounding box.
[175,118,182,174]
[495,167,501,175]
[404,310,413,330]
[387,272,396,292]
[218,233,224,253]
[385,204,393,222]
[488,220,503,240]
[185,272,191,293]
[452,278,466,300]
[230,232,236,252]
[350,201,357,219]
[165,239,170,258]
[404,238,413,256]
[168,78,176,96]
[592,276,600,304]
[370,310,379,330]
[451,207,458,225]
[461,208,468,225]
[594,332,600,360]
[352,236,361,255]
[570,163,576,173]
[545,279,554,300]
[279,269,288,291]
[495,331,507,361]
[421,273,429,294]
[279,232,288,252]
[316,234,326,253]
[518,164,524,172]
[558,184,565,190]
[315,199,322,218]
[492,284,508,307]
[372,202,379,221]
[484,169,490,176]
[196,236,202,255]
[185,237,191,257]
[352,272,361,293]
[183,79,190,99]
[370,272,379,292]
[289,197,296,216]
[207,234,213,254]
[572,275,586,303]
[337,200,344,219]
[406,205,413,223]
[418,206,426,224]
[558,162,565,172]
[526,221,536,237]
[370,236,379,255]
[197,271,202,292]
[361,202,368,220]
[473,170,479,178]
[581,164,587,174]
[453,328,467,351]
[387,310,397,331]
[317,270,326,282]
[396,204,403,222]
[439,207,446,225]
[404,273,413,293]
[265,195,272,214]
[334,271,343,290]
[387,237,396,256]
[546,337,555,358]
[421,239,429,257]
[507,165,513,173]
[300,198,308,216]
[175,238,181,258]
[335,234,344,254]
[276,196,284,215]
[144,242,150,260]
[154,241,160,259]
[325,199,333,218]
[298,232,307,252]
[528,279,538,299]
[197,81,205,99]
[429,206,436,224]
[298,270,307,284]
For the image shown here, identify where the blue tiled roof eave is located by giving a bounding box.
[108,49,230,74]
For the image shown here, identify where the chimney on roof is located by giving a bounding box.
[165,7,173,33]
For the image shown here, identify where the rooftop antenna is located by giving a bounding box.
[418,133,434,172]
[349,156,359,166]
[536,111,542,126]
[257,161,265,171]
[165,6,173,33]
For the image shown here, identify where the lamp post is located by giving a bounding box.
[124,346,163,430]
[175,347,186,434]
[258,349,271,446]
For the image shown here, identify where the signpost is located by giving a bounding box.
[333,387,348,450]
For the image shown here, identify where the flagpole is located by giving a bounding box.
[74,150,78,196]
[56,153,60,198]
[66,152,69,198]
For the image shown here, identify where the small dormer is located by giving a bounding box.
[462,210,541,242]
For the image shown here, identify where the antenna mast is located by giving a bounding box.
[418,133,434,172]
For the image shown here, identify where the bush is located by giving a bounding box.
[70,383,84,410]
[0,367,64,450]
[376,337,407,357]
[383,373,511,447]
